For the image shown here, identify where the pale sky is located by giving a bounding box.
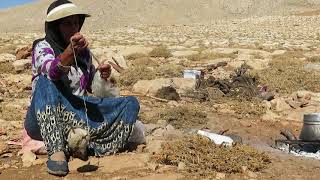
[0,0,35,9]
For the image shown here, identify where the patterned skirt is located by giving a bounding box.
[24,75,140,157]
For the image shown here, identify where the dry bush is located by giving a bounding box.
[226,99,266,118]
[133,57,157,67]
[152,136,271,177]
[251,52,264,59]
[119,63,183,87]
[201,52,237,60]
[157,105,207,129]
[186,52,237,61]
[118,66,156,86]
[186,53,201,61]
[125,53,148,61]
[258,52,320,94]
[149,46,172,58]
[0,106,26,121]
[0,62,15,74]
[306,56,320,63]
[154,64,183,78]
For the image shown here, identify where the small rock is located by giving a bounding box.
[22,151,37,167]
[246,171,258,178]
[157,120,167,127]
[167,101,179,107]
[260,92,274,101]
[241,166,248,173]
[1,152,13,158]
[177,162,186,171]
[215,172,226,179]
[272,50,287,56]
[32,158,47,165]
[0,96,3,103]
[15,46,32,60]
[136,144,146,153]
[1,164,10,170]
[12,59,31,73]
[0,53,16,63]
[145,140,163,154]
[110,176,128,180]
[84,172,92,176]
[152,128,165,137]
[0,141,8,155]
[270,98,291,112]
[148,163,160,171]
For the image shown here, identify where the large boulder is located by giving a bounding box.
[132,78,198,97]
[172,50,199,57]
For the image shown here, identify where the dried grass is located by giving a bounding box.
[0,44,16,54]
[119,63,183,87]
[125,53,148,61]
[186,52,237,61]
[154,64,183,78]
[157,105,207,129]
[0,106,25,121]
[152,136,271,177]
[226,99,266,118]
[149,46,172,58]
[258,52,320,94]
[118,66,156,86]
[0,62,15,74]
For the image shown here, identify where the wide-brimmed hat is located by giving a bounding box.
[46,0,90,22]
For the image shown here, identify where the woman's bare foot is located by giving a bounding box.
[50,151,66,161]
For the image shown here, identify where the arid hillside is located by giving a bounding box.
[1,0,320,32]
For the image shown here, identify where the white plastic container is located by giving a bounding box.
[183,70,202,79]
[197,130,234,146]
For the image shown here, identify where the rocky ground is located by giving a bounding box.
[2,14,320,179]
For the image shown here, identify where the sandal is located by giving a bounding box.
[47,157,69,176]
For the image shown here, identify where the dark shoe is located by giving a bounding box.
[47,158,69,176]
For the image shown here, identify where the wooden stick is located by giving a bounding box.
[121,92,169,102]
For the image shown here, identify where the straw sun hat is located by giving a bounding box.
[46,0,90,22]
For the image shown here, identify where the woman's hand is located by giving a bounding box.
[70,33,89,53]
[97,64,112,81]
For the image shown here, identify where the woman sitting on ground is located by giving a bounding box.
[24,0,140,176]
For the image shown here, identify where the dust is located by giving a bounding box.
[152,136,271,177]
[157,105,207,129]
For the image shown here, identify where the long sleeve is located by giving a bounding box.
[86,64,96,93]
[32,41,65,80]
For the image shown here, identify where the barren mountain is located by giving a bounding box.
[0,0,320,32]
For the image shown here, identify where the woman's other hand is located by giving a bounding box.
[97,64,112,81]
[59,33,89,66]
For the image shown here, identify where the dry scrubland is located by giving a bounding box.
[1,0,320,179]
